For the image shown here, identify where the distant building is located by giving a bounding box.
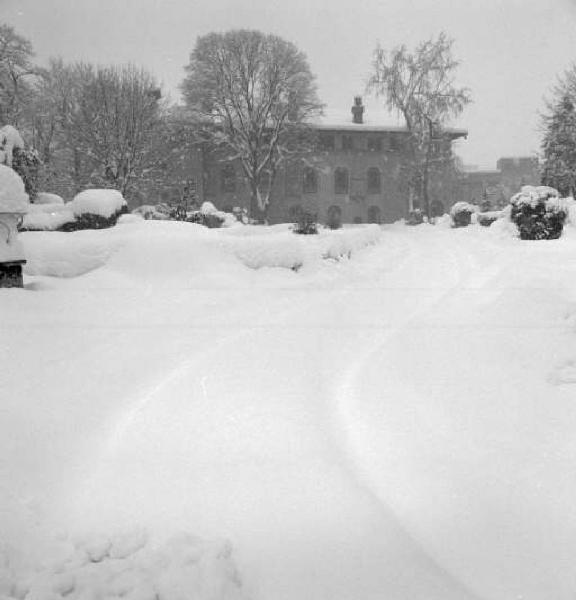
[458,156,540,210]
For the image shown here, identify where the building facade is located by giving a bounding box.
[195,98,467,225]
[141,100,540,223]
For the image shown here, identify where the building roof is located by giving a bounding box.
[310,108,467,137]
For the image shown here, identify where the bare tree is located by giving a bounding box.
[368,32,471,217]
[0,24,37,126]
[181,29,323,221]
[33,61,166,198]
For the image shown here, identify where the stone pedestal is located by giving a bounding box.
[0,259,25,288]
[0,212,26,288]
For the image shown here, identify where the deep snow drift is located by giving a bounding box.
[3,219,576,599]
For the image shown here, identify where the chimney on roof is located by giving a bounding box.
[351,96,364,124]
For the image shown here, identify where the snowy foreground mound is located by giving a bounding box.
[1,530,244,600]
[7,221,576,600]
[21,220,381,278]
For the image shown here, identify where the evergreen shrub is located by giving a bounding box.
[510,186,567,240]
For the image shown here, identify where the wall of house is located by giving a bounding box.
[200,130,461,224]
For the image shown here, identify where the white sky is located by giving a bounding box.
[2,0,576,168]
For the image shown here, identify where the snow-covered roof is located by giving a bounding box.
[310,108,467,137]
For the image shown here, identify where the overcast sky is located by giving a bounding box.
[2,0,576,168]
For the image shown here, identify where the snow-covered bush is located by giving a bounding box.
[0,163,29,213]
[292,210,318,235]
[406,209,424,226]
[0,125,24,167]
[188,211,225,228]
[187,202,238,229]
[477,210,503,227]
[20,203,76,231]
[510,185,567,240]
[132,204,171,220]
[450,201,478,228]
[63,189,128,231]
[0,125,41,200]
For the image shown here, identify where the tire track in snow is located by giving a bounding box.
[330,230,489,600]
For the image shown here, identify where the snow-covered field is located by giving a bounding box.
[2,219,576,600]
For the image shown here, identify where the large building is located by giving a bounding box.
[151,99,540,223]
[184,98,467,225]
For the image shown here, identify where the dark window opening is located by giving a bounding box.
[303,167,319,194]
[319,134,335,151]
[334,167,349,194]
[342,135,353,151]
[367,205,382,224]
[367,167,381,194]
[367,137,382,152]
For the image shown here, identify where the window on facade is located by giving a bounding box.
[334,167,349,194]
[342,135,353,151]
[319,134,335,151]
[367,137,382,152]
[367,167,381,194]
[221,164,236,193]
[353,216,363,224]
[389,134,401,151]
[303,167,319,194]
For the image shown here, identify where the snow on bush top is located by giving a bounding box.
[200,201,218,215]
[0,125,24,167]
[0,163,29,212]
[70,189,127,218]
[35,192,64,205]
[450,201,478,216]
[510,185,562,210]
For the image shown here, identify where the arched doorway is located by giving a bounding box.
[367,205,382,224]
[326,205,342,229]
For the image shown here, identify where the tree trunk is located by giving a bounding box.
[249,179,266,223]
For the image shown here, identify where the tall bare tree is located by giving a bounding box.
[0,24,37,126]
[368,33,471,217]
[33,61,166,198]
[181,29,323,220]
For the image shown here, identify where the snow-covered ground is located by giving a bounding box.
[2,219,576,599]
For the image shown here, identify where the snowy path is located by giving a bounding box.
[58,229,483,600]
[4,222,576,600]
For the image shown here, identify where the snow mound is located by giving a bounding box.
[0,125,24,167]
[35,192,65,205]
[320,224,381,260]
[19,221,382,281]
[70,189,127,218]
[21,231,118,277]
[231,232,306,269]
[198,202,239,228]
[22,204,75,231]
[0,164,29,213]
[1,530,245,600]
